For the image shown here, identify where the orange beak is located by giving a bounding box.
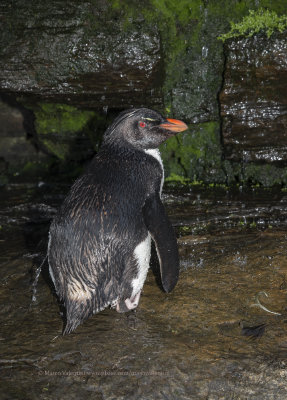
[160,118,188,133]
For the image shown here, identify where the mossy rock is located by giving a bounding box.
[243,163,287,187]
[25,103,105,161]
[221,160,287,187]
[34,103,95,160]
[160,121,226,183]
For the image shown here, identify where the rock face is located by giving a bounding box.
[0,100,46,174]
[0,0,162,109]
[220,33,287,166]
[0,0,287,186]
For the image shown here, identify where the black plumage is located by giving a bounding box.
[48,108,188,334]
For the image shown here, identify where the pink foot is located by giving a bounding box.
[116,290,142,313]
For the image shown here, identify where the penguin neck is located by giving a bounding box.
[98,142,165,196]
[101,139,139,154]
[144,148,164,196]
[101,140,157,159]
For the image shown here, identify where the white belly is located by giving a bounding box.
[131,234,151,297]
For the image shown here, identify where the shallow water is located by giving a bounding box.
[0,183,287,399]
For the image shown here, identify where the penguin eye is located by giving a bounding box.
[139,121,146,128]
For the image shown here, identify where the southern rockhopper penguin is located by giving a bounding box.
[48,108,188,334]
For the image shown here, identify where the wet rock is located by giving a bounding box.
[1,184,287,399]
[0,100,29,164]
[0,99,48,181]
[160,121,226,184]
[0,0,162,109]
[165,9,226,124]
[29,103,98,161]
[220,32,287,165]
[1,1,287,186]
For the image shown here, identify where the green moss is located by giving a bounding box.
[218,8,287,41]
[223,161,287,187]
[22,160,50,176]
[35,103,95,136]
[165,172,190,185]
[178,225,193,236]
[111,1,287,122]
[160,121,226,183]
[22,161,38,173]
[29,103,96,160]
[238,220,246,227]
[244,163,287,187]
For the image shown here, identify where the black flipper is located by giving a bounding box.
[142,193,179,292]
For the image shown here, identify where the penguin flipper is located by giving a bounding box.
[142,194,179,292]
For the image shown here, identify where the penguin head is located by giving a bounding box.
[103,108,188,150]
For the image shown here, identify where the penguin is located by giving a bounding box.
[48,108,188,334]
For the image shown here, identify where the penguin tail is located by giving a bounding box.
[62,298,94,335]
[63,319,80,335]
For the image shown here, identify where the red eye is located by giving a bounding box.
[139,121,146,128]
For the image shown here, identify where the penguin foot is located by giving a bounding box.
[116,290,141,313]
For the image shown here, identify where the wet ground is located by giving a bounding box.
[0,182,287,399]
